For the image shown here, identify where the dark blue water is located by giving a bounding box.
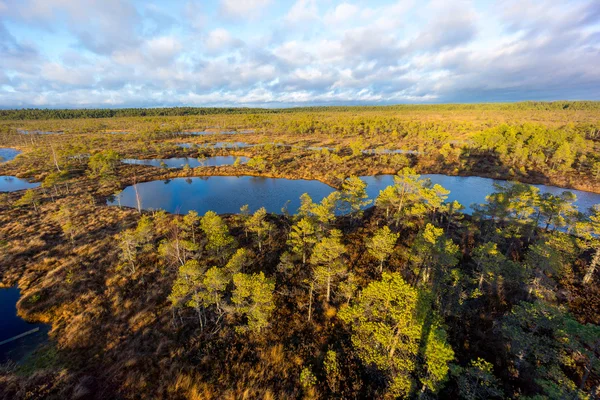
[109,174,600,216]
[362,175,600,214]
[0,176,40,192]
[108,176,335,215]
[0,148,21,162]
[0,287,49,363]
[122,156,249,169]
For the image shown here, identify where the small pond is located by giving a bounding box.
[0,287,49,363]
[179,130,253,135]
[109,174,600,216]
[0,176,40,192]
[122,156,248,169]
[0,148,21,162]
[17,130,63,135]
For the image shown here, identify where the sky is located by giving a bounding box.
[0,0,599,108]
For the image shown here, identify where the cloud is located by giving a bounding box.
[285,0,319,24]
[0,0,598,108]
[219,0,273,20]
[204,29,244,54]
[324,3,359,25]
[145,36,183,64]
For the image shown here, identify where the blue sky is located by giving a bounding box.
[0,0,599,108]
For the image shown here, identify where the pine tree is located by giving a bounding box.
[231,272,275,333]
[200,211,235,257]
[310,229,347,302]
[339,272,454,398]
[341,176,371,220]
[245,207,274,251]
[366,226,399,273]
[287,217,317,265]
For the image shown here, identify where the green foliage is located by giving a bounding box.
[247,156,266,171]
[14,189,39,212]
[117,215,154,274]
[341,175,371,218]
[339,272,454,398]
[453,358,504,400]
[501,301,600,399]
[231,272,276,333]
[245,207,274,251]
[324,350,341,392]
[42,171,69,190]
[376,168,450,227]
[310,229,347,302]
[311,191,341,232]
[525,234,577,281]
[472,242,508,290]
[287,217,317,265]
[300,367,317,390]
[224,248,253,277]
[200,211,235,256]
[168,259,204,309]
[411,223,460,286]
[471,122,591,172]
[366,226,399,272]
[88,149,120,178]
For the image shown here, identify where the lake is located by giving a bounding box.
[0,176,40,192]
[122,156,249,169]
[361,174,600,214]
[0,287,49,363]
[109,176,335,215]
[0,148,21,162]
[109,174,600,215]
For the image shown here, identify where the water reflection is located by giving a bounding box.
[0,176,40,192]
[0,148,21,162]
[110,174,600,216]
[0,287,49,363]
[109,176,335,215]
[122,156,248,169]
[362,174,600,214]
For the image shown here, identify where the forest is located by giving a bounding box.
[0,102,599,399]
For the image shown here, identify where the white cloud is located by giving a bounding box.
[219,0,273,19]
[324,3,359,25]
[0,0,599,107]
[145,36,183,63]
[41,62,94,86]
[204,29,244,54]
[285,0,318,24]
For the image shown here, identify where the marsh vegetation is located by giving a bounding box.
[0,102,599,399]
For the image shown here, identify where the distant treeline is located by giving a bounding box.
[1,101,599,120]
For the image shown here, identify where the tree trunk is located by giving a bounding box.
[50,143,61,172]
[584,247,599,285]
[308,282,313,322]
[134,183,142,213]
[478,272,484,290]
